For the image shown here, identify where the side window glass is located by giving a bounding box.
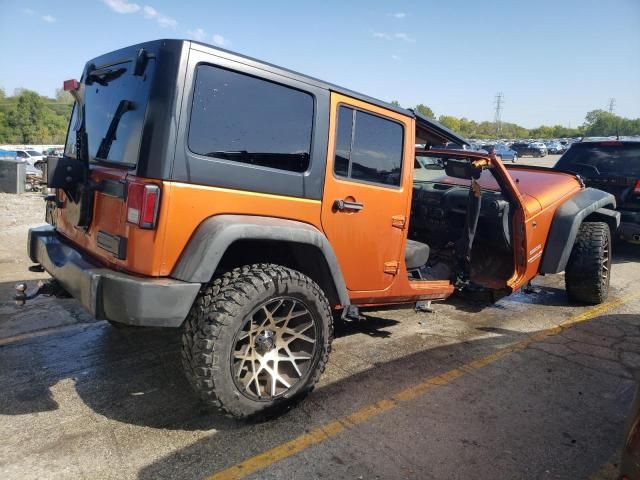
[188,64,314,173]
[351,110,403,186]
[333,106,404,187]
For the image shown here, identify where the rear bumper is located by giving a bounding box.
[28,225,200,327]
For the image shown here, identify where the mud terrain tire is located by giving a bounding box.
[565,222,611,305]
[181,264,333,418]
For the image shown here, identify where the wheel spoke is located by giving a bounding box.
[283,323,315,345]
[280,349,303,377]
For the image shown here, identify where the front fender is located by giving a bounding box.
[539,188,619,274]
[171,215,350,306]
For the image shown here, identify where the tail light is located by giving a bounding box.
[634,180,640,195]
[126,182,160,229]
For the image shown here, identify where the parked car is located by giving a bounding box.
[554,140,640,244]
[15,149,44,165]
[44,147,64,157]
[433,142,470,150]
[545,142,564,154]
[481,144,518,163]
[23,38,620,419]
[511,142,547,157]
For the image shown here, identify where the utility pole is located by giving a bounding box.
[607,98,616,114]
[494,92,504,135]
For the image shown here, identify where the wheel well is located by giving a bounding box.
[584,208,617,235]
[215,239,341,307]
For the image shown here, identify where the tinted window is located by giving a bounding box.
[556,143,640,177]
[188,64,314,173]
[84,60,155,166]
[334,107,403,187]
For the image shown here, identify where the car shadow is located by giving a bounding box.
[448,283,573,313]
[0,305,405,429]
[135,313,640,480]
[334,315,399,339]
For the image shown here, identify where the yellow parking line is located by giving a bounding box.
[209,292,640,480]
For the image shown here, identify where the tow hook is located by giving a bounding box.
[14,279,68,306]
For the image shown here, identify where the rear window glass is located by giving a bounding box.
[556,143,640,177]
[188,64,314,173]
[64,59,155,166]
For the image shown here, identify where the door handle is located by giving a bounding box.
[333,199,364,212]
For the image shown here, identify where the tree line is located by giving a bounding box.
[0,87,73,145]
[393,102,640,139]
[0,87,638,145]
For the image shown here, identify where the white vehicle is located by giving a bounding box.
[15,149,44,166]
[531,142,548,152]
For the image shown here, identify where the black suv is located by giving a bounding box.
[510,142,547,158]
[555,140,640,243]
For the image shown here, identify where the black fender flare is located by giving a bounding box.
[171,214,350,306]
[539,188,620,274]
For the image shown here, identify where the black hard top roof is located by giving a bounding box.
[188,40,469,146]
[89,38,470,147]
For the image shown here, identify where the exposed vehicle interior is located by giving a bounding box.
[406,151,516,293]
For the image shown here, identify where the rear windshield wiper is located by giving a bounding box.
[95,100,136,160]
[571,162,600,175]
[86,67,127,86]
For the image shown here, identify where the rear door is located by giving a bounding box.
[55,46,158,272]
[321,93,414,293]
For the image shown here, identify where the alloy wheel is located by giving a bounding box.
[231,297,317,400]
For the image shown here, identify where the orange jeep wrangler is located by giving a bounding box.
[23,39,620,418]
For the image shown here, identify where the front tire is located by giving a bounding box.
[181,264,333,418]
[565,222,611,304]
[512,154,517,163]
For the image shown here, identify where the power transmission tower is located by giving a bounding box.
[494,92,504,135]
[607,98,616,114]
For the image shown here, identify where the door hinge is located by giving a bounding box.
[391,215,406,229]
[384,261,399,275]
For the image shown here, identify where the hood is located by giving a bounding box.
[505,167,581,209]
[436,167,582,213]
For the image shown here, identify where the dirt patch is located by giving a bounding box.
[0,192,47,283]
[0,192,96,339]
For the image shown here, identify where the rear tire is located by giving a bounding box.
[565,222,611,304]
[512,154,517,163]
[181,264,333,418]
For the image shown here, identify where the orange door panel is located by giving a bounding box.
[321,93,414,293]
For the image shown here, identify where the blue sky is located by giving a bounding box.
[1,0,638,128]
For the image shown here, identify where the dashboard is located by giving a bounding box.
[411,181,513,250]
